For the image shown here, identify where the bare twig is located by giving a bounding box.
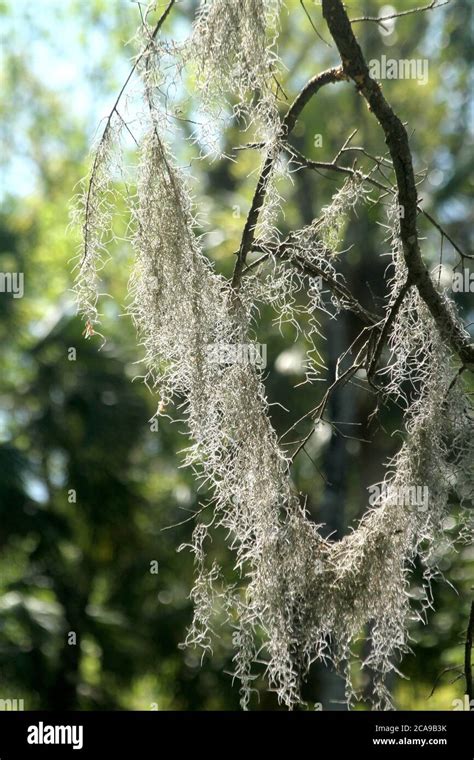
[420,207,472,262]
[285,143,391,193]
[284,145,471,262]
[300,0,333,48]
[290,358,365,462]
[333,128,358,162]
[350,1,449,26]
[427,665,461,699]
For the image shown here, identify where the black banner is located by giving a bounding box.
[0,710,472,757]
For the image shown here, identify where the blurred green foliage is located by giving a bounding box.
[0,0,472,710]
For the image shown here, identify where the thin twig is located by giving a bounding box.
[351,1,449,26]
[285,143,391,193]
[367,277,414,379]
[290,356,366,463]
[427,665,461,699]
[300,0,333,47]
[420,207,472,261]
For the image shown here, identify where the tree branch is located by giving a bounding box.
[246,237,380,326]
[367,277,414,379]
[284,143,391,193]
[231,68,346,290]
[321,0,474,369]
[241,142,471,262]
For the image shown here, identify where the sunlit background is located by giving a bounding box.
[0,0,472,710]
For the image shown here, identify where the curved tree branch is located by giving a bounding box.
[321,0,474,369]
[231,66,346,289]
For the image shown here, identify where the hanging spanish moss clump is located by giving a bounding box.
[185,0,281,153]
[125,124,472,710]
[73,1,473,711]
[183,0,287,252]
[71,116,122,331]
[243,174,370,383]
